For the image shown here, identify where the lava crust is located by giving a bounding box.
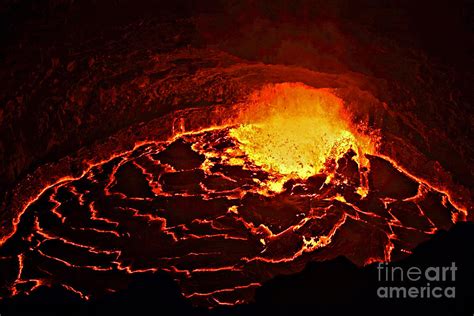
[0,117,466,306]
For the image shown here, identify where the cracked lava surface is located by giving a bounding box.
[0,83,469,307]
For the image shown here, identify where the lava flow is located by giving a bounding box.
[0,83,468,306]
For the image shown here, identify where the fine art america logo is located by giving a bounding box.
[377,262,457,299]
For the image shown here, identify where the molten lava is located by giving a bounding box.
[229,83,378,192]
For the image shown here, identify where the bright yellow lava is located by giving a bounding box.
[229,83,378,184]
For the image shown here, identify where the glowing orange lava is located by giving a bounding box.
[229,83,379,191]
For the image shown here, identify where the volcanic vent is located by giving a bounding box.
[0,82,468,306]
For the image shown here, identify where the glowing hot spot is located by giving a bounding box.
[229,83,378,185]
